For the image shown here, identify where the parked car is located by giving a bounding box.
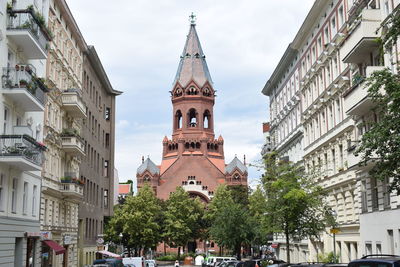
[93,258,124,267]
[122,257,145,267]
[219,261,240,267]
[203,257,237,267]
[348,254,400,267]
[146,259,157,267]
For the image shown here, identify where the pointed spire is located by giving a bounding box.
[173,14,213,88]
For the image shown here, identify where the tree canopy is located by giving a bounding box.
[162,187,204,258]
[262,152,332,263]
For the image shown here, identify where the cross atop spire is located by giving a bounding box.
[189,12,197,25]
[173,15,213,88]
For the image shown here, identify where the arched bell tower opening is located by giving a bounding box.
[175,110,182,130]
[188,108,198,128]
[203,110,211,129]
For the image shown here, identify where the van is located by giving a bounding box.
[122,256,145,267]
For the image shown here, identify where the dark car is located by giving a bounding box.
[348,254,400,267]
[93,258,124,267]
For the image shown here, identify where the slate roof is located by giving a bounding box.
[137,158,160,175]
[225,156,247,174]
[173,22,213,88]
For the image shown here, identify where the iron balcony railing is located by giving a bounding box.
[7,9,52,51]
[0,134,45,166]
[2,66,47,105]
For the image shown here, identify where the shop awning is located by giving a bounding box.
[97,250,121,258]
[42,240,66,255]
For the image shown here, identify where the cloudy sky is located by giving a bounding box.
[66,0,314,185]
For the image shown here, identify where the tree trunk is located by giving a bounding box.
[235,243,242,260]
[164,243,167,256]
[285,226,290,264]
[178,246,181,261]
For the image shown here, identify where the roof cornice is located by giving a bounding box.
[85,46,122,96]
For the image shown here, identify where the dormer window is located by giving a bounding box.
[233,174,240,180]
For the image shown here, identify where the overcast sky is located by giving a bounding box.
[66,0,315,185]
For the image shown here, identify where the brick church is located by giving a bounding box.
[136,15,247,223]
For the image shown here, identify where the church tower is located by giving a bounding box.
[137,15,247,202]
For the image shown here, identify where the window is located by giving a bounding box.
[332,149,336,174]
[104,189,109,208]
[3,107,9,134]
[103,160,109,177]
[331,16,337,36]
[188,108,197,127]
[105,107,111,120]
[176,110,182,129]
[371,178,379,210]
[11,178,17,213]
[324,27,330,45]
[0,174,4,211]
[203,110,211,129]
[23,182,28,215]
[361,181,368,212]
[338,6,344,28]
[105,133,110,148]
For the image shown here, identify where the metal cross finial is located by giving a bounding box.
[189,12,197,25]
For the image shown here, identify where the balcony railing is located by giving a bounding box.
[2,66,47,110]
[60,173,84,201]
[7,9,52,51]
[0,134,45,168]
[61,131,85,156]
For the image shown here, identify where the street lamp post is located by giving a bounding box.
[330,210,338,263]
[119,233,123,255]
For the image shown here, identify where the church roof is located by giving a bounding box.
[225,156,247,174]
[173,19,213,88]
[137,158,160,175]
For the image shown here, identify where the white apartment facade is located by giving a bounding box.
[40,0,87,266]
[263,0,400,263]
[340,0,400,258]
[0,0,50,265]
[262,44,305,262]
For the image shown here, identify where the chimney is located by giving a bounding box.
[141,156,144,163]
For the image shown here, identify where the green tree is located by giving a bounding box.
[356,69,400,193]
[105,184,163,256]
[262,152,332,263]
[355,3,400,193]
[208,185,254,260]
[248,186,270,254]
[162,187,204,259]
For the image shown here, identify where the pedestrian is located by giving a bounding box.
[175,260,180,267]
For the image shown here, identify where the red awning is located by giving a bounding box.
[42,240,66,255]
[271,243,279,249]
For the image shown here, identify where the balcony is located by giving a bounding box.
[61,89,87,118]
[6,9,52,59]
[2,66,47,111]
[347,144,376,172]
[0,134,45,171]
[60,173,84,202]
[61,129,85,156]
[343,66,386,116]
[341,8,381,63]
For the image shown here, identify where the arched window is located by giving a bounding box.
[203,87,211,97]
[203,110,211,129]
[175,88,183,97]
[176,110,182,129]
[214,144,218,150]
[190,142,195,149]
[188,109,197,127]
[196,142,201,149]
[185,143,190,149]
[210,143,215,150]
[187,86,198,95]
[168,144,172,150]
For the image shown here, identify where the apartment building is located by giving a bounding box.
[0,0,50,265]
[40,0,87,266]
[340,0,400,257]
[263,0,400,263]
[78,46,121,266]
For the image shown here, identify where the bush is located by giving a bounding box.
[317,252,340,263]
[156,254,177,261]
